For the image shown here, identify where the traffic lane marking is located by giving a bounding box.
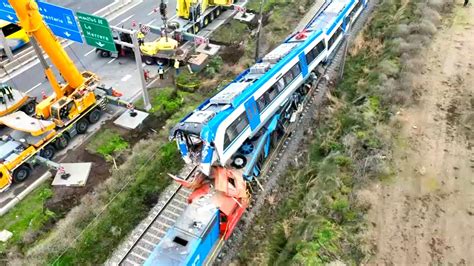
[107,58,117,64]
[147,9,156,16]
[146,18,157,26]
[121,74,132,82]
[114,14,135,27]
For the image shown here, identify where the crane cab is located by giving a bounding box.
[50,90,97,127]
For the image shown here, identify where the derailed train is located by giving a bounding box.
[146,0,369,264]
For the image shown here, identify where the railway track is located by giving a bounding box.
[109,165,197,266]
[110,1,376,265]
[216,0,377,263]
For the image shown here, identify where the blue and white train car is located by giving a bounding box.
[160,1,369,265]
[144,195,220,266]
[170,0,368,180]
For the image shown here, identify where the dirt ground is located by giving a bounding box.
[361,4,474,265]
[45,111,163,215]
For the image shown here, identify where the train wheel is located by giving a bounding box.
[40,145,55,160]
[231,155,247,169]
[88,109,102,124]
[54,135,69,150]
[76,119,89,134]
[13,165,31,183]
[239,141,254,155]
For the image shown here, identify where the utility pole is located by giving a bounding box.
[254,0,265,63]
[110,26,151,111]
[160,0,169,41]
[0,30,14,61]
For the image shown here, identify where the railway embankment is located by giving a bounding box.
[230,0,457,264]
[2,0,318,264]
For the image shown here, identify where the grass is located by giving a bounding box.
[86,129,129,158]
[0,184,54,253]
[211,20,249,45]
[149,87,183,116]
[135,87,184,116]
[22,70,225,264]
[52,142,182,265]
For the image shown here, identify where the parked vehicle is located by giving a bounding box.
[0,20,29,57]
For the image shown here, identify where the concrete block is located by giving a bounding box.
[196,43,221,56]
[234,12,255,23]
[114,110,149,130]
[52,163,92,187]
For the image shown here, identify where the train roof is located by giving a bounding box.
[308,0,355,34]
[144,195,218,265]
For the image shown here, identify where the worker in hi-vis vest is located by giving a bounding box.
[158,63,165,80]
[174,59,180,75]
[137,30,145,46]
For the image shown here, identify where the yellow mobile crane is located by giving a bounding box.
[177,0,234,33]
[0,0,132,191]
[177,0,233,21]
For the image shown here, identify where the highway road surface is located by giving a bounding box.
[3,0,177,101]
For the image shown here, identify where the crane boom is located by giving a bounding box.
[9,0,84,92]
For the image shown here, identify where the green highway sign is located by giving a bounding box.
[76,12,116,52]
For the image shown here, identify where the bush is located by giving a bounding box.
[175,72,201,92]
[204,56,224,78]
[148,87,183,116]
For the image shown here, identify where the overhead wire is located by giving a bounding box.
[51,142,167,264]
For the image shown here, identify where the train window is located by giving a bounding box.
[344,17,351,28]
[173,236,188,247]
[275,78,285,92]
[306,40,325,65]
[305,50,316,65]
[267,85,278,102]
[328,27,343,49]
[283,70,294,85]
[224,112,249,149]
[224,134,231,149]
[256,94,267,112]
[316,41,326,54]
[349,1,362,20]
